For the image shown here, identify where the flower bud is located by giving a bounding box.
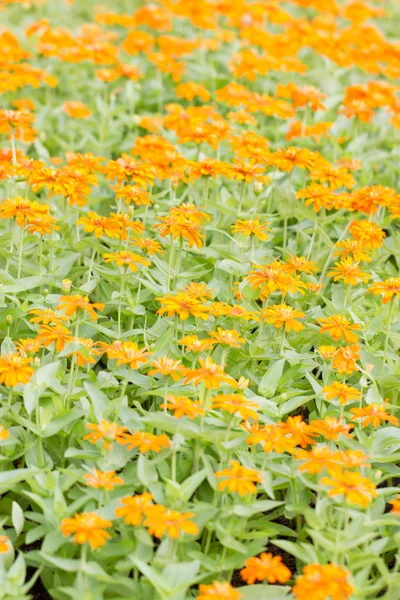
[254,182,263,196]
[62,279,72,293]
[6,315,12,326]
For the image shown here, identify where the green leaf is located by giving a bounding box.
[12,501,25,536]
[236,585,292,600]
[258,359,285,398]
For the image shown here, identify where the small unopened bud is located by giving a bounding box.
[171,177,179,189]
[128,206,135,216]
[237,376,249,391]
[153,203,160,211]
[43,288,49,296]
[6,315,12,326]
[33,357,41,369]
[50,205,57,214]
[62,279,72,293]
[254,182,263,196]
[365,363,375,373]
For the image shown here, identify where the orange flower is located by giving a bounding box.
[197,582,241,600]
[179,335,215,352]
[285,255,318,275]
[241,552,291,584]
[350,401,399,427]
[215,460,262,496]
[107,342,151,369]
[349,220,385,250]
[63,101,91,119]
[317,314,360,343]
[134,237,164,256]
[56,295,105,321]
[279,415,318,448]
[311,417,354,440]
[262,302,305,332]
[115,185,153,207]
[16,338,42,355]
[246,423,297,454]
[157,293,210,321]
[182,357,238,390]
[247,262,306,299]
[0,425,10,442]
[334,450,370,470]
[36,324,73,352]
[322,381,361,404]
[84,470,123,490]
[103,251,151,272]
[60,512,112,549]
[115,493,153,525]
[0,109,35,134]
[328,258,370,285]
[84,420,128,450]
[293,563,353,600]
[25,213,59,236]
[321,468,377,508]
[0,535,10,553]
[332,344,360,374]
[296,446,337,474]
[208,328,245,348]
[231,219,271,240]
[160,395,205,419]
[212,394,259,421]
[334,239,372,263]
[368,278,400,304]
[147,357,183,381]
[317,345,338,360]
[0,352,34,387]
[143,505,198,538]
[77,212,120,238]
[389,495,400,516]
[118,431,170,453]
[0,197,49,227]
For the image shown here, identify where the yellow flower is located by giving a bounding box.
[0,353,34,387]
[60,512,112,549]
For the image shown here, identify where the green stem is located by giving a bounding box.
[238,181,246,214]
[166,235,175,291]
[87,246,97,283]
[118,268,127,336]
[17,226,24,280]
[382,299,395,375]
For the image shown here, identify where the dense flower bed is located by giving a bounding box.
[0,0,400,598]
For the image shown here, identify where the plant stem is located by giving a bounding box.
[382,298,395,374]
[118,267,127,336]
[17,226,24,280]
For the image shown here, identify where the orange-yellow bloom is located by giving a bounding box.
[143,505,198,538]
[328,258,370,285]
[115,493,153,525]
[241,552,291,584]
[56,295,105,321]
[321,468,377,508]
[60,512,112,549]
[84,470,123,490]
[118,431,170,453]
[262,302,305,332]
[293,563,353,600]
[215,460,262,496]
[322,381,361,405]
[350,401,399,427]
[84,420,128,450]
[317,314,360,343]
[368,278,400,304]
[197,582,241,600]
[0,353,34,387]
[160,395,205,419]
